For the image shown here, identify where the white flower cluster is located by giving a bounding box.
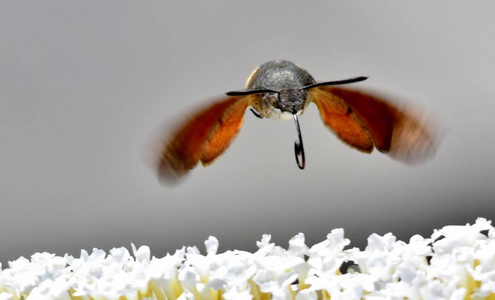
[1,218,494,300]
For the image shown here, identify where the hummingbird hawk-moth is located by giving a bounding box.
[154,60,440,182]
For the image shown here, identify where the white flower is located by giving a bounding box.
[1,217,495,299]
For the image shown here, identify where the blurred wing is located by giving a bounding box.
[309,87,374,152]
[157,96,251,182]
[311,86,440,165]
[200,97,251,165]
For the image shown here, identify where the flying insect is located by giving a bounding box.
[155,60,440,182]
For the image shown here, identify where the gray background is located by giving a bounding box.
[1,1,494,265]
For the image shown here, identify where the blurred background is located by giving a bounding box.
[1,1,494,265]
